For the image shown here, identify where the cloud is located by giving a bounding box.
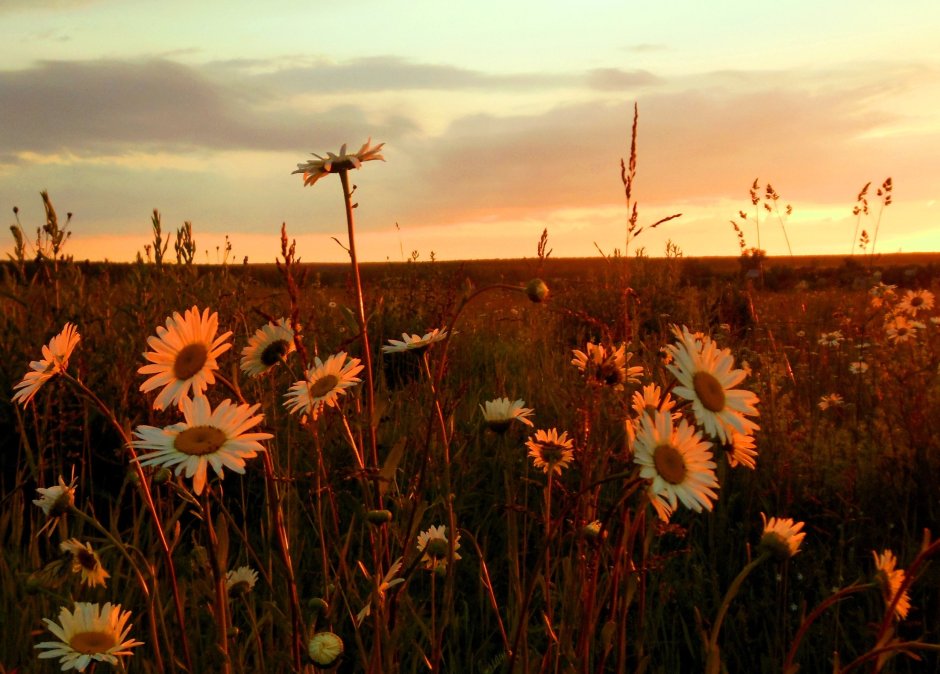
[395,63,940,228]
[0,0,99,12]
[586,68,661,90]
[217,55,576,93]
[0,59,419,159]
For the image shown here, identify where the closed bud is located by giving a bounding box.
[308,597,329,613]
[152,467,172,485]
[525,278,549,303]
[308,631,344,667]
[365,509,393,524]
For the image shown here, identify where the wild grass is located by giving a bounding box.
[2,122,940,673]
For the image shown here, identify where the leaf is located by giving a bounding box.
[378,437,407,500]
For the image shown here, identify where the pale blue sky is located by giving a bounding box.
[1,0,938,261]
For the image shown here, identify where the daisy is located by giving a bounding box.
[885,315,924,344]
[416,525,461,572]
[665,325,759,444]
[626,383,680,445]
[571,341,643,390]
[630,383,678,420]
[759,513,806,561]
[35,602,142,672]
[849,361,869,375]
[817,331,845,347]
[480,397,534,432]
[240,317,296,377]
[633,410,718,513]
[132,395,271,496]
[896,288,934,316]
[60,539,109,588]
[869,281,897,309]
[381,329,448,354]
[526,428,575,475]
[293,138,385,187]
[12,323,80,405]
[872,549,911,620]
[138,306,232,410]
[818,393,844,411]
[33,475,77,518]
[284,351,364,419]
[225,565,258,596]
[726,431,758,470]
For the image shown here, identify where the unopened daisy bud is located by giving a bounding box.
[25,571,44,594]
[307,597,329,613]
[582,520,602,538]
[525,278,549,303]
[366,509,393,524]
[126,468,140,485]
[308,631,344,667]
[152,467,172,485]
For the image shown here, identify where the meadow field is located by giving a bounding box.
[2,236,939,674]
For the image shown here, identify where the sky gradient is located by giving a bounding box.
[2,0,938,263]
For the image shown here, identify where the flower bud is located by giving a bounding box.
[308,631,344,667]
[365,509,393,525]
[525,278,549,303]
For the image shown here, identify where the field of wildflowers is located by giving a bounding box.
[2,131,940,673]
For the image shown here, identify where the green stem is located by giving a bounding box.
[705,552,771,674]
[63,372,192,672]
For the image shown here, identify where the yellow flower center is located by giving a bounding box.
[260,339,290,367]
[693,371,726,412]
[70,630,115,654]
[653,443,687,484]
[174,426,227,456]
[309,374,339,399]
[173,343,209,380]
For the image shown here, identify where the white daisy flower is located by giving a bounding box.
[35,602,143,672]
[526,428,575,475]
[416,525,461,572]
[873,549,911,620]
[381,329,448,354]
[132,395,270,495]
[240,318,296,377]
[480,397,535,432]
[138,306,232,410]
[60,539,109,588]
[225,565,259,596]
[571,341,643,390]
[12,323,80,405]
[293,138,385,187]
[665,325,759,443]
[284,351,364,419]
[33,475,77,518]
[633,410,718,514]
[896,288,934,316]
[759,513,806,561]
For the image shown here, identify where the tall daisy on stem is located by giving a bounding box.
[293,139,384,468]
[704,513,806,674]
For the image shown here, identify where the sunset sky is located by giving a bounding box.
[2,0,938,263]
